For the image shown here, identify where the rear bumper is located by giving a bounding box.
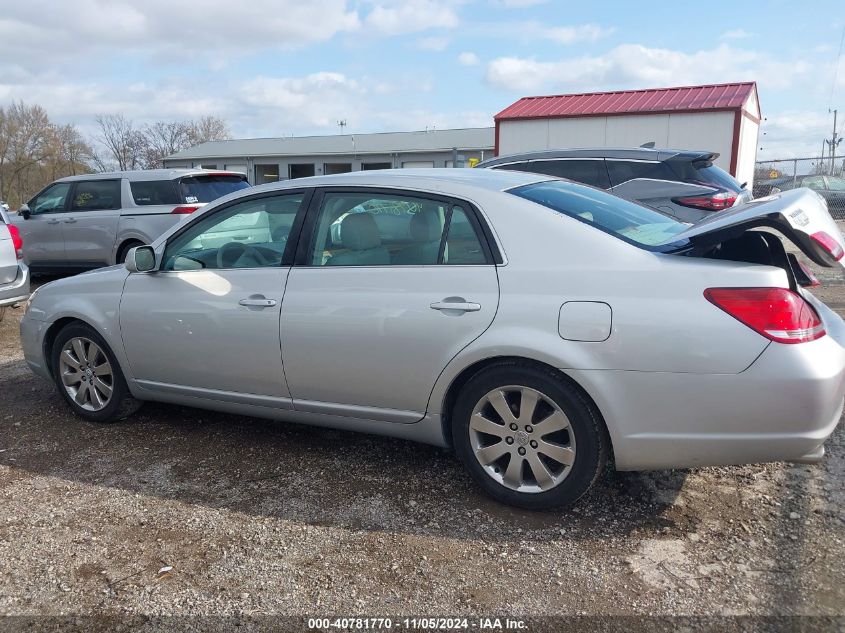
[566,318,845,471]
[0,263,29,307]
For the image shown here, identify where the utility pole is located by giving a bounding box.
[824,109,841,175]
[337,120,347,134]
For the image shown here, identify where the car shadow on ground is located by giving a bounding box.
[0,358,691,543]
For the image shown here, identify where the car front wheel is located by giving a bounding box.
[452,364,608,510]
[51,322,142,423]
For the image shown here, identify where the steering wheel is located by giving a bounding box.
[216,242,271,268]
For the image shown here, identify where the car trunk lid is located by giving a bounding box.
[660,187,845,270]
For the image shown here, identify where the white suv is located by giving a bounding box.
[0,208,29,321]
[11,169,249,273]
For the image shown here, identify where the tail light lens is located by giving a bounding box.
[704,287,825,344]
[811,231,844,261]
[672,191,737,211]
[7,224,23,259]
[171,205,200,215]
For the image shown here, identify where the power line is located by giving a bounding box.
[830,24,845,107]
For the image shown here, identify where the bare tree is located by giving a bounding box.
[0,102,54,203]
[94,114,148,172]
[187,115,231,146]
[141,120,191,169]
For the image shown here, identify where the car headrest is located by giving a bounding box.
[341,213,381,250]
[410,209,441,242]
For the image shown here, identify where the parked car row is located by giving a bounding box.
[753,174,845,219]
[20,167,845,509]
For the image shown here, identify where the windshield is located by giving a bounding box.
[669,160,743,191]
[510,180,689,250]
[179,175,250,203]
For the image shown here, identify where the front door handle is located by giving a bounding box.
[64,218,77,224]
[47,219,60,225]
[239,297,277,308]
[430,298,481,313]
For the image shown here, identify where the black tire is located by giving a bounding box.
[117,240,145,264]
[452,362,608,511]
[51,322,142,423]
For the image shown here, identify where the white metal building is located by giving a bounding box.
[163,128,494,185]
[495,82,761,188]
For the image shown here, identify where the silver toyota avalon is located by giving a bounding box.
[19,169,845,510]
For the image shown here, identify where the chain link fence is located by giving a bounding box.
[754,155,845,219]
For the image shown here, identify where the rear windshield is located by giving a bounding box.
[510,180,689,250]
[179,175,250,203]
[669,160,743,191]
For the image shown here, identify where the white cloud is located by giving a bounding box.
[0,1,361,71]
[485,44,812,93]
[458,52,480,66]
[363,0,459,35]
[417,36,451,51]
[721,29,752,39]
[539,23,616,44]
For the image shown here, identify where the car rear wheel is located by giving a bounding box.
[452,363,607,510]
[51,322,142,423]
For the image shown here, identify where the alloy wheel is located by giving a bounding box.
[58,337,114,412]
[469,385,576,493]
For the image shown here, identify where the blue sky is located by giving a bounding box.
[1,0,844,158]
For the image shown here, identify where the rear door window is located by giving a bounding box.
[524,160,611,189]
[606,160,677,187]
[179,175,250,204]
[70,180,121,211]
[131,180,180,205]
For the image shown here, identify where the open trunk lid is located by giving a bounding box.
[660,188,845,270]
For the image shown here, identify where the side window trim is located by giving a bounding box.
[292,186,501,267]
[159,187,314,271]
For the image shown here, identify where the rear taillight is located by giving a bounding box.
[171,205,199,215]
[811,231,844,261]
[704,288,825,344]
[672,191,737,211]
[7,224,23,259]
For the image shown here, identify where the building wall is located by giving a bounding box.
[736,115,760,189]
[164,149,492,184]
[498,111,737,174]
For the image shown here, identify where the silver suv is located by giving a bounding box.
[0,207,29,321]
[11,169,250,272]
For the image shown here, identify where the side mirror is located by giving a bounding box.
[18,204,31,220]
[770,187,782,195]
[125,245,157,273]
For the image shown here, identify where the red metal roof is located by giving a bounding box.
[495,82,757,121]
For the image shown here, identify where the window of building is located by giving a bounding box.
[402,161,434,168]
[361,162,392,170]
[255,164,280,185]
[200,164,218,170]
[324,163,352,175]
[289,164,315,179]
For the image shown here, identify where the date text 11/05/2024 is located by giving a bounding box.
[308,617,528,630]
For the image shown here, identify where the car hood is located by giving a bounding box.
[659,187,845,270]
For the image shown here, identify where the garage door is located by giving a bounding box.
[224,163,248,176]
[402,161,435,168]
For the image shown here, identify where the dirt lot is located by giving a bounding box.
[0,258,844,629]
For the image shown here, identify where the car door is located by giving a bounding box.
[13,181,73,265]
[119,190,309,403]
[62,179,122,267]
[280,188,500,422]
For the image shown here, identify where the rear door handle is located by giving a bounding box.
[239,298,277,308]
[430,300,481,313]
[64,218,77,224]
[47,219,61,225]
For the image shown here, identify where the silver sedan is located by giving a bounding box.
[19,169,845,509]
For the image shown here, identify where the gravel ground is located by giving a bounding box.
[0,253,843,629]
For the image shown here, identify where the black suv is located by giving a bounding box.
[477,147,751,223]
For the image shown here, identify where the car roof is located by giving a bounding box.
[254,167,554,195]
[477,147,716,167]
[54,169,246,183]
